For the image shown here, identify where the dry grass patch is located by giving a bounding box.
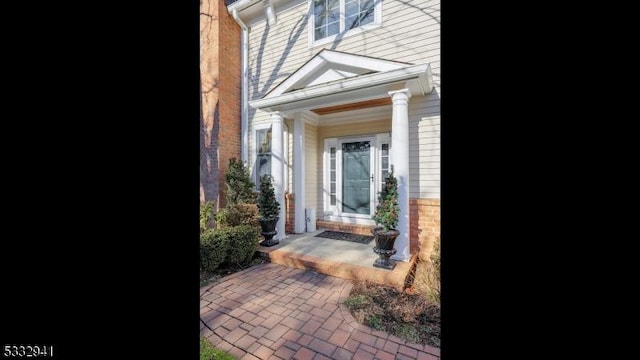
[345,237,440,347]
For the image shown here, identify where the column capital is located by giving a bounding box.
[270,112,284,122]
[388,88,412,102]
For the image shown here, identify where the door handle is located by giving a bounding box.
[371,174,374,183]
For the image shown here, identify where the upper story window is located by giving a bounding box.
[311,0,382,45]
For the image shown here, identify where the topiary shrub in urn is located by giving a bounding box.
[257,174,281,247]
[371,169,400,269]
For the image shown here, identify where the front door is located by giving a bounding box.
[337,137,376,218]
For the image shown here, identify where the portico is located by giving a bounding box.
[249,50,433,261]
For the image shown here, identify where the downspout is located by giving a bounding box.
[231,9,249,164]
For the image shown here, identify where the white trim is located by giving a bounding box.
[293,114,306,233]
[228,0,261,13]
[388,88,411,261]
[375,132,390,200]
[271,113,286,240]
[323,133,389,225]
[267,49,407,98]
[310,22,382,48]
[264,0,277,25]
[250,63,432,112]
[308,0,383,48]
[323,138,338,217]
[282,121,290,193]
[253,121,288,192]
[252,123,273,187]
[228,0,300,25]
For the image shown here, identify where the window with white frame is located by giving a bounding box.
[255,127,272,190]
[323,138,338,215]
[376,133,390,196]
[380,142,390,185]
[329,145,337,206]
[254,124,289,192]
[312,0,381,44]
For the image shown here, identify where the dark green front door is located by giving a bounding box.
[342,141,371,215]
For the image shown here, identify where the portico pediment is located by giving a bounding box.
[250,50,433,113]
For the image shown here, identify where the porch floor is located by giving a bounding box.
[257,229,416,289]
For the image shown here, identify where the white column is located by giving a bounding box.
[293,114,306,233]
[271,112,286,240]
[389,89,412,261]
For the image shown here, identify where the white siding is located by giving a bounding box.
[247,0,441,199]
[409,94,440,199]
[247,0,441,98]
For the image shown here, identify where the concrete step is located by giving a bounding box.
[256,230,415,290]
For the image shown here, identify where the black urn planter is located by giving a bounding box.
[259,217,279,247]
[371,227,399,270]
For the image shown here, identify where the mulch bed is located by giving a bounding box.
[314,230,374,244]
[345,262,441,348]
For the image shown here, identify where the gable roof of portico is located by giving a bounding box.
[250,50,433,113]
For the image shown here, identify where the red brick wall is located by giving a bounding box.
[285,193,295,234]
[200,0,241,210]
[216,0,241,209]
[409,198,440,261]
[315,221,376,236]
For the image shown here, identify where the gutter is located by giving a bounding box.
[229,0,278,163]
[231,9,250,164]
[227,0,261,13]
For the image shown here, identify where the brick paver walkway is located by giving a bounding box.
[200,263,440,360]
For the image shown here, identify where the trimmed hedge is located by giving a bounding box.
[200,228,229,272]
[225,225,260,265]
[215,203,259,229]
[200,225,260,271]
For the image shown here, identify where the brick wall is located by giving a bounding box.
[200,0,241,210]
[285,193,295,234]
[409,198,440,261]
[315,221,376,236]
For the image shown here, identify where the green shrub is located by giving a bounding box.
[225,158,256,205]
[200,228,229,272]
[215,204,259,229]
[373,170,399,231]
[257,175,280,220]
[200,201,216,233]
[224,225,260,266]
[214,209,230,228]
[200,226,260,271]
